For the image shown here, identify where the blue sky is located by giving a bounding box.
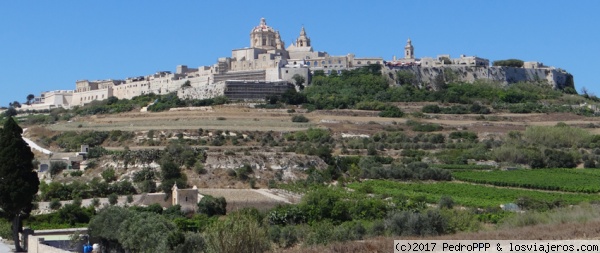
[1,1,599,106]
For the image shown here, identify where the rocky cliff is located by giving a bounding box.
[387,66,574,90]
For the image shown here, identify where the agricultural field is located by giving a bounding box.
[348,180,600,208]
[452,169,600,193]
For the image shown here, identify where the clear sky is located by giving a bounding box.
[1,1,599,106]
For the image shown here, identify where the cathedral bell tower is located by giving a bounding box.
[404,38,414,59]
[295,26,311,47]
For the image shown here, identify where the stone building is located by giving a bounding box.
[55,18,572,107]
[138,184,199,213]
[24,90,74,111]
[70,18,384,106]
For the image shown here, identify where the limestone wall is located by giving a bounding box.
[178,81,226,100]
[72,88,112,106]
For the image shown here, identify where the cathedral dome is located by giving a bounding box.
[250,18,281,50]
[251,18,275,33]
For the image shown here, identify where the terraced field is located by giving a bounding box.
[453,169,600,193]
[348,180,600,208]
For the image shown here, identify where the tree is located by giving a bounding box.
[181,80,191,88]
[26,94,35,106]
[0,118,40,251]
[3,107,16,118]
[118,211,181,252]
[88,206,132,252]
[492,59,524,68]
[9,101,21,108]
[396,70,416,85]
[197,195,227,217]
[292,74,306,90]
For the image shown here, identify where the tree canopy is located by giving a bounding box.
[0,118,40,251]
[492,59,524,68]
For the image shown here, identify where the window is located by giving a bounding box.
[285,70,288,73]
[321,61,325,65]
[338,60,342,64]
[357,61,362,64]
[306,62,310,66]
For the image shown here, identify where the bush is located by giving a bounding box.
[49,161,68,177]
[204,212,270,253]
[70,171,83,177]
[101,168,117,183]
[378,106,404,118]
[49,198,62,210]
[422,104,441,113]
[544,149,577,168]
[197,195,226,217]
[0,220,11,240]
[385,209,448,236]
[108,193,118,205]
[291,114,309,122]
[91,198,100,207]
[439,196,455,209]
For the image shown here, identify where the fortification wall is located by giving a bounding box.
[178,81,226,100]
[388,66,573,90]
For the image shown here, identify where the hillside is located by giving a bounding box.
[4,67,600,252]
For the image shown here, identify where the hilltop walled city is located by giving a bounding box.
[24,18,572,111]
[5,16,600,253]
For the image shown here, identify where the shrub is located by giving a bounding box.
[379,106,404,118]
[385,209,448,236]
[49,161,68,177]
[291,114,309,122]
[197,195,227,217]
[49,198,62,210]
[101,168,117,183]
[422,104,441,113]
[70,171,83,177]
[204,212,270,253]
[544,149,577,168]
[439,196,455,209]
[0,220,11,239]
[91,198,100,207]
[108,193,118,205]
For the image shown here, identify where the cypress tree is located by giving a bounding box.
[0,118,40,251]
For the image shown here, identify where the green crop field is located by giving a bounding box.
[452,169,600,193]
[348,180,600,208]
